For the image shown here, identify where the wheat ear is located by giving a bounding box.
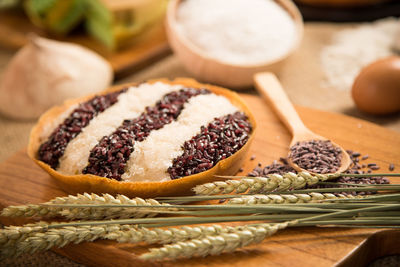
[227,192,360,204]
[193,172,337,195]
[0,222,121,259]
[1,193,170,220]
[105,224,230,244]
[140,222,294,260]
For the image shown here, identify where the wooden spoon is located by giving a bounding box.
[254,72,351,174]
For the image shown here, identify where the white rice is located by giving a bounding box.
[39,104,78,143]
[122,93,238,182]
[57,82,182,175]
[176,0,296,65]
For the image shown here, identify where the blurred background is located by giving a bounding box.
[0,0,399,162]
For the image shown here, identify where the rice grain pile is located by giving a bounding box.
[175,0,297,65]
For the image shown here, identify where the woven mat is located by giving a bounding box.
[1,251,84,267]
[0,22,399,266]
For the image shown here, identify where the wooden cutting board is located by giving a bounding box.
[0,10,171,79]
[0,94,399,267]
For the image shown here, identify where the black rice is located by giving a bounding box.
[389,163,395,171]
[248,159,295,177]
[168,111,252,179]
[288,139,342,174]
[38,89,126,169]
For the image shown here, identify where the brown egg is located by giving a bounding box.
[352,56,400,115]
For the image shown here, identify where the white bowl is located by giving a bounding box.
[166,0,304,89]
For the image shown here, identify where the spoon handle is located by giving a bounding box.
[254,72,309,136]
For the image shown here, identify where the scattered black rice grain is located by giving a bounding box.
[362,155,369,160]
[250,155,256,161]
[288,139,342,174]
[83,88,210,180]
[369,165,380,170]
[248,150,389,196]
[248,159,295,177]
[389,163,395,171]
[318,150,389,195]
[38,89,126,169]
[168,112,252,179]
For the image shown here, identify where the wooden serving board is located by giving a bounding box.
[0,10,171,79]
[0,94,399,266]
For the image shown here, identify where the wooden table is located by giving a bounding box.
[1,94,399,266]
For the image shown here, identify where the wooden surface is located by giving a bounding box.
[0,94,400,266]
[0,10,171,79]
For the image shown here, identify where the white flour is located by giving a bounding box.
[176,0,296,66]
[321,17,399,91]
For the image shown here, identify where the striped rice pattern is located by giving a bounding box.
[39,82,250,181]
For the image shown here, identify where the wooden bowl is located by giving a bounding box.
[166,0,304,89]
[27,78,257,198]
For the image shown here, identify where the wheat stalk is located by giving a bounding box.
[194,172,336,195]
[139,204,400,261]
[1,223,247,258]
[1,171,398,261]
[140,221,293,260]
[1,193,171,220]
[227,192,361,205]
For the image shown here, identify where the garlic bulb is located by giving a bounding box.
[0,36,113,119]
